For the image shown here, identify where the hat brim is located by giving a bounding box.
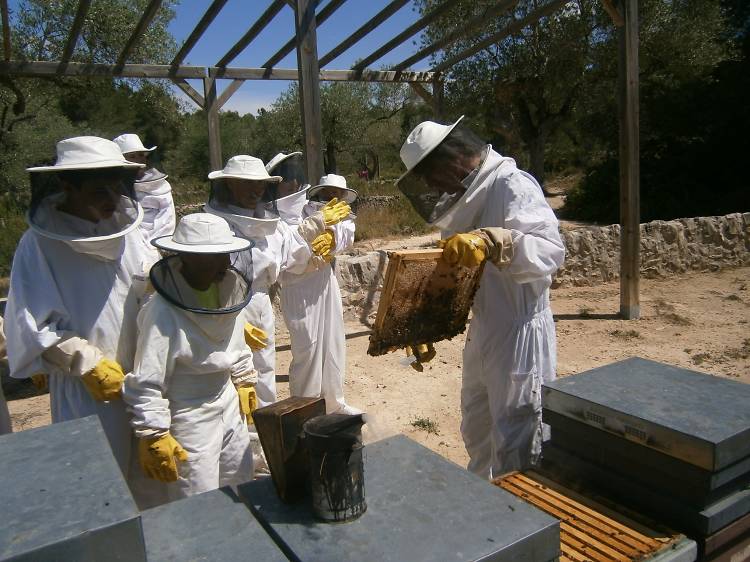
[395,115,465,186]
[308,184,358,204]
[152,235,251,254]
[207,171,282,182]
[123,146,157,154]
[266,151,303,173]
[27,160,145,172]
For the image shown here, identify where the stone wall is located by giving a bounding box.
[334,212,750,306]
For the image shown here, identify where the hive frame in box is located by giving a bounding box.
[367,248,484,356]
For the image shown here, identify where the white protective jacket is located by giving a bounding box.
[5,215,156,472]
[279,199,355,413]
[135,169,176,242]
[205,204,312,407]
[123,265,255,502]
[442,147,564,478]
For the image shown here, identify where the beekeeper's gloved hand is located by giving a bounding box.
[31,373,48,392]
[81,358,125,401]
[405,343,437,372]
[244,323,268,351]
[321,198,351,226]
[439,233,487,268]
[139,432,188,483]
[235,384,258,419]
[312,230,335,257]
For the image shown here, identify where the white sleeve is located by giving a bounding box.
[123,298,177,436]
[502,171,565,284]
[279,221,314,275]
[4,233,91,379]
[330,218,355,255]
[151,182,176,240]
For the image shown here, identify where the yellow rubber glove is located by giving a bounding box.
[311,230,335,257]
[31,374,48,392]
[321,198,351,226]
[244,323,269,351]
[80,358,124,401]
[139,433,188,483]
[405,343,437,372]
[439,233,487,268]
[236,385,258,418]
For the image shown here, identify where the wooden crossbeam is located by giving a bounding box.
[172,78,205,108]
[115,0,163,68]
[210,66,435,82]
[216,79,244,109]
[261,0,345,69]
[351,1,454,72]
[318,0,409,68]
[392,0,518,72]
[408,81,433,104]
[61,0,92,64]
[1,0,10,62]
[0,61,206,78]
[216,0,287,68]
[171,0,230,67]
[431,0,568,73]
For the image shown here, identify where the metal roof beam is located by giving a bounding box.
[115,0,163,68]
[392,0,518,72]
[171,0,230,67]
[215,0,287,68]
[261,0,344,69]
[431,0,568,73]
[318,0,409,68]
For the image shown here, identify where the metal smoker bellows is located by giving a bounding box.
[303,413,367,523]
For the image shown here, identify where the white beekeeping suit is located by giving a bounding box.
[0,317,12,435]
[114,133,177,242]
[277,172,360,414]
[123,214,256,505]
[204,155,313,408]
[4,136,156,472]
[397,117,565,478]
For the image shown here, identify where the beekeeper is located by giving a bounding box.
[205,155,351,410]
[269,155,360,414]
[113,133,176,242]
[123,213,255,501]
[396,117,565,478]
[4,136,156,472]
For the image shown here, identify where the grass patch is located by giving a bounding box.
[609,329,641,340]
[355,199,432,241]
[578,306,593,317]
[411,416,439,435]
[724,294,742,302]
[691,352,712,365]
[654,299,692,326]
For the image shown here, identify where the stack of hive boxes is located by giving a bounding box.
[540,357,750,561]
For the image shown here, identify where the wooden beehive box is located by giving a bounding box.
[367,249,484,356]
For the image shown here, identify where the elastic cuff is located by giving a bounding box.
[476,227,514,268]
[135,427,168,439]
[232,369,258,386]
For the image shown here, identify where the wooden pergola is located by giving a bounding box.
[0,0,641,319]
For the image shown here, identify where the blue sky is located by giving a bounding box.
[169,0,430,114]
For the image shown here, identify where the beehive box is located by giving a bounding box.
[367,249,484,356]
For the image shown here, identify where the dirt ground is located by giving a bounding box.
[6,265,749,471]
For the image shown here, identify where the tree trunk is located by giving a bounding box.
[325,141,337,174]
[527,130,548,194]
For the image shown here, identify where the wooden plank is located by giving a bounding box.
[0,61,206,78]
[216,78,244,110]
[409,81,433,105]
[216,0,287,68]
[115,0,162,68]
[1,0,10,61]
[210,66,435,82]
[392,0,517,72]
[351,0,455,72]
[262,0,346,70]
[294,0,324,184]
[618,0,640,319]
[431,0,568,73]
[60,0,91,64]
[171,0,230,66]
[318,0,409,67]
[203,76,222,172]
[173,78,204,108]
[372,252,401,333]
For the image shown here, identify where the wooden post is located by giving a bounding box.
[203,76,222,172]
[294,0,324,184]
[618,0,640,319]
[432,78,444,120]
